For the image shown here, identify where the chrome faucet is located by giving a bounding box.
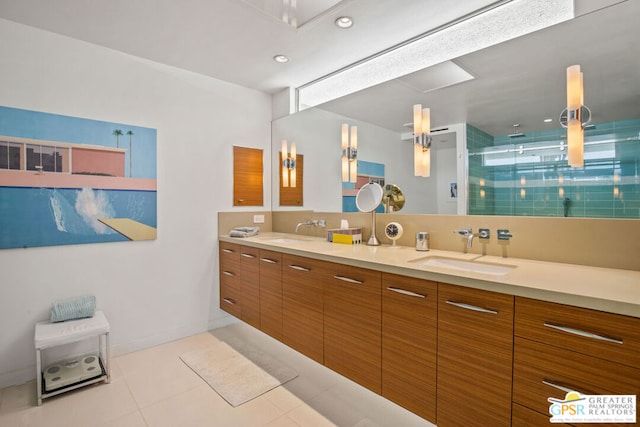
[295,219,326,233]
[295,220,313,233]
[453,228,488,248]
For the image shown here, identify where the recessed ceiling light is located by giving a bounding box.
[273,55,289,63]
[544,118,553,123]
[335,16,353,29]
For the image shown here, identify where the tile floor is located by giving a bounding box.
[0,322,435,427]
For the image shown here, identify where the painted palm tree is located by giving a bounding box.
[127,130,134,178]
[112,129,123,148]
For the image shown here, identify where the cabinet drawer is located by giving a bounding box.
[220,280,242,318]
[219,241,240,263]
[512,402,569,427]
[382,273,437,423]
[515,297,640,368]
[437,283,514,427]
[513,336,640,425]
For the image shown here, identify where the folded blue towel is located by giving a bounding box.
[229,226,260,238]
[50,295,96,323]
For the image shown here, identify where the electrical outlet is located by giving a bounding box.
[253,215,265,224]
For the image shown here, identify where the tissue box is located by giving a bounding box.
[327,228,362,244]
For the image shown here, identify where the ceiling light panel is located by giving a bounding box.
[298,0,574,109]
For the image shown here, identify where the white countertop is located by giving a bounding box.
[219,232,640,318]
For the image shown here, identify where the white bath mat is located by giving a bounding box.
[180,340,297,407]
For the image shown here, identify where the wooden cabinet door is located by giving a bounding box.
[382,273,437,423]
[240,246,260,329]
[282,254,326,364]
[437,283,514,427]
[219,242,241,318]
[323,264,382,394]
[259,249,283,341]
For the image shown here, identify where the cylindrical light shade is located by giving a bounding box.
[281,140,289,187]
[349,158,357,183]
[341,124,349,151]
[414,144,430,177]
[421,107,430,134]
[290,143,296,188]
[350,126,357,150]
[413,105,422,137]
[567,120,584,167]
[566,64,584,167]
[342,157,349,182]
[566,65,581,109]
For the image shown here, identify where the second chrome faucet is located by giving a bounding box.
[453,228,489,248]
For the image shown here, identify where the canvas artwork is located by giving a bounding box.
[0,106,157,250]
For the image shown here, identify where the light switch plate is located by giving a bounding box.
[253,215,265,224]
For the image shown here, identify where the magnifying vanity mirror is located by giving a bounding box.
[383,184,405,213]
[355,182,383,246]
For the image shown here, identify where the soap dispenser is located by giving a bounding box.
[416,232,429,251]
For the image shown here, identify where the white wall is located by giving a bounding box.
[0,19,272,388]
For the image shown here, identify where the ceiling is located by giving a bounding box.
[0,0,498,94]
[0,0,638,136]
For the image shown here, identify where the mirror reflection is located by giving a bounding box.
[272,1,640,218]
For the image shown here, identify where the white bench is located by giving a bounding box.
[34,311,111,405]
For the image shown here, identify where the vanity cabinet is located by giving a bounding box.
[259,249,283,341]
[437,283,514,427]
[323,264,382,394]
[512,297,640,426]
[281,254,326,364]
[240,246,261,329]
[381,273,437,423]
[218,239,640,427]
[219,242,242,318]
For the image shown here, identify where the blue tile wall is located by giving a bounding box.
[467,120,640,218]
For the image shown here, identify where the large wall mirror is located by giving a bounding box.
[271,0,640,218]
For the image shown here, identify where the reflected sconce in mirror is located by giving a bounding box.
[341,124,357,183]
[561,64,591,168]
[281,140,296,187]
[413,104,432,177]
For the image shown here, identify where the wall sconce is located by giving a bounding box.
[341,124,357,183]
[281,140,296,187]
[561,64,591,168]
[413,104,432,177]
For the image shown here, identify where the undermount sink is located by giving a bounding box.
[409,255,516,276]
[263,237,310,244]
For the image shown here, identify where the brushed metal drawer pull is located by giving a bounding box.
[260,258,277,264]
[446,300,498,314]
[333,275,363,285]
[241,253,256,258]
[288,265,310,272]
[223,298,237,305]
[543,323,623,345]
[542,380,588,396]
[222,248,235,253]
[222,271,235,277]
[387,287,426,298]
